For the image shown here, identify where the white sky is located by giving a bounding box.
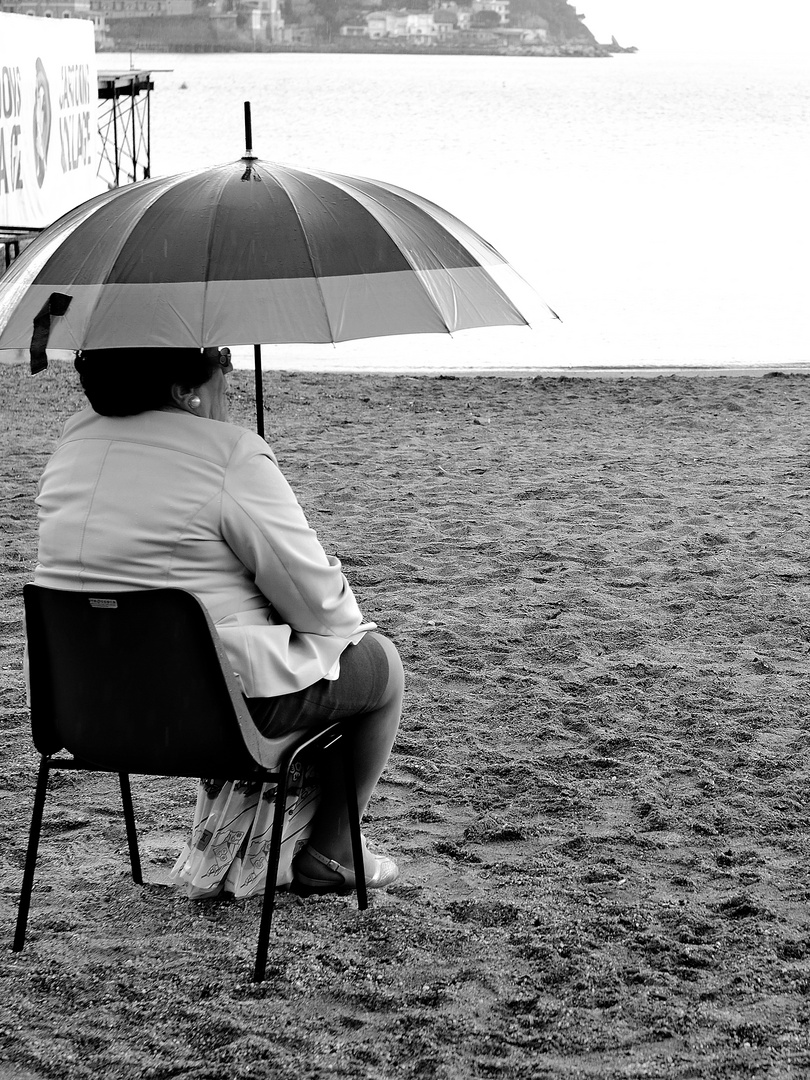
[581,0,810,56]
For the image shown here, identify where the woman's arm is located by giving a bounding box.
[220,443,364,638]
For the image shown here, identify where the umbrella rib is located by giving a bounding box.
[342,176,540,329]
[312,171,467,335]
[269,168,335,341]
[202,166,241,347]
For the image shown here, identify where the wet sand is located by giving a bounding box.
[1,363,809,1078]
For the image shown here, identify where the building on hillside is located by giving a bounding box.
[406,10,434,41]
[87,0,184,18]
[1,0,91,17]
[432,7,457,40]
[366,9,436,43]
[366,11,405,38]
[339,3,548,45]
[237,0,283,42]
[1,0,113,45]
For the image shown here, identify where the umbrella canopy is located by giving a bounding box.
[0,157,535,354]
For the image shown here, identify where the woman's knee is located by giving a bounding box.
[368,631,404,703]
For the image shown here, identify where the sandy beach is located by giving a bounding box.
[1,363,809,1079]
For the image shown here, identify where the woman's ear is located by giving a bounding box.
[170,383,200,412]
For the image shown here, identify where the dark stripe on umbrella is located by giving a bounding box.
[105,168,237,285]
[31,175,188,287]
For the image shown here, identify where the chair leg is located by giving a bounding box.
[342,734,367,911]
[253,769,289,983]
[14,757,51,952]
[118,773,142,885]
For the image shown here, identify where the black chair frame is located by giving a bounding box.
[15,585,368,982]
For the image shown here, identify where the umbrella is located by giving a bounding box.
[0,104,556,435]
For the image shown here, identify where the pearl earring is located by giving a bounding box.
[189,396,201,408]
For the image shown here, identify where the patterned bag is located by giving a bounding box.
[170,760,319,899]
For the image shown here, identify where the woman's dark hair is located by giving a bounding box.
[75,348,217,417]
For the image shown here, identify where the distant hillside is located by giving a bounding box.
[509,0,596,41]
[103,0,600,52]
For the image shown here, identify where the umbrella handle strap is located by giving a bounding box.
[30,292,73,374]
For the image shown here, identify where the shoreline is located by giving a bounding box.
[97,40,612,59]
[239,363,810,379]
[5,355,809,379]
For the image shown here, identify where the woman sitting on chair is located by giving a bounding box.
[33,347,402,897]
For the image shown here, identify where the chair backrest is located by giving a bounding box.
[24,585,264,778]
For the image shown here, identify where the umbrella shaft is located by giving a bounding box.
[253,343,265,439]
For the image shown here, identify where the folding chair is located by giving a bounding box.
[15,584,367,982]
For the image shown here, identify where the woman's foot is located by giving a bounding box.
[293,836,399,894]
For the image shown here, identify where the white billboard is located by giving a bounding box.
[0,13,102,230]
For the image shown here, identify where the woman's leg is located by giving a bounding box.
[247,632,404,884]
[304,632,403,868]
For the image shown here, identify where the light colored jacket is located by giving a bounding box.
[34,407,367,697]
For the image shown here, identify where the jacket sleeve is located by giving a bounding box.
[219,437,364,638]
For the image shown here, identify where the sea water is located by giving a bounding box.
[100,49,809,374]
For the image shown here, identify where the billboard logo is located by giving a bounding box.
[33,58,52,188]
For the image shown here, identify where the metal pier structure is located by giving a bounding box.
[1,69,155,269]
[97,68,155,189]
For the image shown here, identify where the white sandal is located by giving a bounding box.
[293,836,399,893]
